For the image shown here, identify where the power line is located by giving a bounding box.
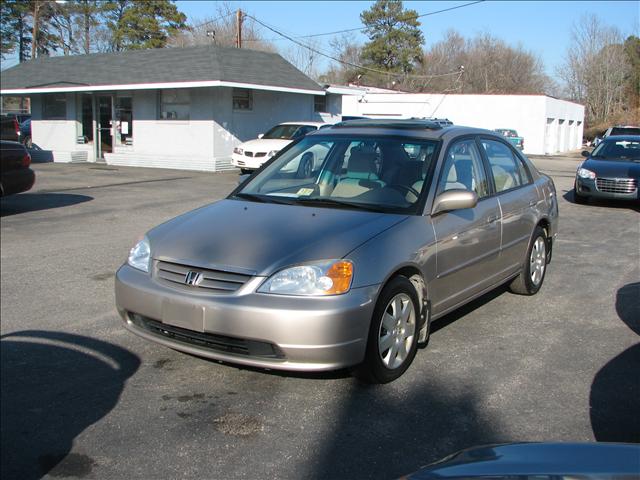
[190,11,236,30]
[248,1,485,42]
[246,14,464,81]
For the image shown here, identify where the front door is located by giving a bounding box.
[430,137,502,316]
[97,95,113,159]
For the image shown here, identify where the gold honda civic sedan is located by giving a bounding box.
[116,119,558,383]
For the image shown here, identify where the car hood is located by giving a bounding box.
[583,158,640,178]
[238,138,292,153]
[148,199,408,276]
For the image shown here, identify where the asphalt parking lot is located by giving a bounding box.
[1,158,638,479]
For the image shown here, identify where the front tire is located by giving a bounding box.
[355,276,419,384]
[509,226,548,295]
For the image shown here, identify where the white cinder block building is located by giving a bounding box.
[339,91,585,155]
[0,46,341,171]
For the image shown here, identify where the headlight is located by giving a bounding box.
[128,236,151,273]
[233,147,243,155]
[577,167,596,180]
[267,150,279,158]
[258,260,353,296]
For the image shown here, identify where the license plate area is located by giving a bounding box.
[162,298,204,332]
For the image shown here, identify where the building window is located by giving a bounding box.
[314,95,327,113]
[158,89,190,120]
[76,94,93,143]
[232,88,252,110]
[43,93,67,119]
[116,96,133,144]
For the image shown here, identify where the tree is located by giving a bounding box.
[420,30,552,95]
[319,32,364,84]
[360,0,424,75]
[557,15,630,126]
[172,2,274,52]
[73,0,106,54]
[1,0,32,62]
[623,35,640,112]
[105,0,187,51]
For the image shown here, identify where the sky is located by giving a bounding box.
[176,0,640,81]
[1,0,638,81]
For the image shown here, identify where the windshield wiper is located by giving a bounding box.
[232,192,293,205]
[293,197,388,212]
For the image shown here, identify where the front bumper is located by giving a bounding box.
[575,177,639,201]
[231,153,268,170]
[115,264,378,371]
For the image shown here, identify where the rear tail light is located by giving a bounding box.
[14,119,20,136]
[21,152,31,168]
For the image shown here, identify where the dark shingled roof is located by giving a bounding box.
[0,45,323,92]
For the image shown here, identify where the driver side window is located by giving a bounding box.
[438,139,489,198]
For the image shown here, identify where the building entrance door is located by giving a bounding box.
[97,95,113,159]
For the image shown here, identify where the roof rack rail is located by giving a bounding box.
[331,118,443,130]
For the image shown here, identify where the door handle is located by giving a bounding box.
[529,200,537,207]
[487,215,499,224]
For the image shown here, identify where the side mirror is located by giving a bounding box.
[581,150,591,157]
[432,189,478,215]
[257,133,264,139]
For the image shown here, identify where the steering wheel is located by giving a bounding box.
[388,184,420,198]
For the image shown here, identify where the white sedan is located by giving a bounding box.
[231,122,330,173]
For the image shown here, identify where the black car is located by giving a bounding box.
[574,135,639,204]
[0,141,35,196]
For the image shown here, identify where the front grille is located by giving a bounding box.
[156,260,252,294]
[129,313,285,359]
[254,152,266,157]
[596,177,637,194]
[237,160,245,166]
[244,151,254,157]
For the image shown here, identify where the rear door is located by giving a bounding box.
[478,137,540,273]
[430,137,502,315]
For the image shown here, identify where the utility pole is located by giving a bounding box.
[236,9,243,48]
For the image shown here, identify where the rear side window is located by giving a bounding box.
[480,139,530,193]
[438,139,489,198]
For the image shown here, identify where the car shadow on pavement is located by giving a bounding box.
[562,190,640,211]
[589,282,640,443]
[0,330,140,480]
[307,377,501,479]
[615,282,640,335]
[589,344,640,443]
[0,193,92,217]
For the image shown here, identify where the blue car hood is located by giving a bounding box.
[583,158,640,178]
[147,199,408,276]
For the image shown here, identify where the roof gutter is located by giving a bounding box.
[0,80,324,96]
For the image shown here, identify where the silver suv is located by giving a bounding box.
[116,119,559,383]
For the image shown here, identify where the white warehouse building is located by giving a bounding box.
[339,91,585,155]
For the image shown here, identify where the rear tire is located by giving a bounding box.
[509,226,548,295]
[354,276,419,384]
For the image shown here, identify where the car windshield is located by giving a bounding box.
[262,124,311,140]
[232,135,439,214]
[591,139,640,160]
[610,127,640,136]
